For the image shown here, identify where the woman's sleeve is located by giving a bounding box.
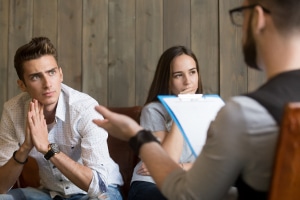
[140,104,168,132]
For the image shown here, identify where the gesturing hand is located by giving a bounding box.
[93,105,143,141]
[27,99,49,154]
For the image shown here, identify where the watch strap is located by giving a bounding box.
[44,143,60,160]
[129,129,160,155]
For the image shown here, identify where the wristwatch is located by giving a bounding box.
[44,143,60,160]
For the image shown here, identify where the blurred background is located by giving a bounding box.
[0,0,265,115]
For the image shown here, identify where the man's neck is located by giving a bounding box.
[44,107,57,125]
[261,33,300,79]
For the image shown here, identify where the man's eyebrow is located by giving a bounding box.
[46,67,58,73]
[28,67,58,77]
[28,71,41,77]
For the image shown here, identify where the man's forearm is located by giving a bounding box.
[49,151,93,192]
[0,150,28,193]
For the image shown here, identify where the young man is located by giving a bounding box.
[0,37,123,200]
[93,0,300,199]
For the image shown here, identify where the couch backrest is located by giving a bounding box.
[16,156,40,188]
[107,106,142,199]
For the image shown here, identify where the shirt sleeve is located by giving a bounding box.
[161,96,275,199]
[0,102,23,166]
[75,99,122,197]
[140,103,169,132]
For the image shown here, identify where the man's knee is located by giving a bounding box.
[0,188,25,200]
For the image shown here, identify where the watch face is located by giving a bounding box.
[44,143,60,160]
[50,143,60,153]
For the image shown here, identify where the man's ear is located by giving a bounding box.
[253,5,267,34]
[59,67,63,82]
[17,79,27,92]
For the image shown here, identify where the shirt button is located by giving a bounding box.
[65,186,69,189]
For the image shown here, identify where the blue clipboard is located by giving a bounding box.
[158,94,225,156]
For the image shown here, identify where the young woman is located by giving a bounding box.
[128,45,203,200]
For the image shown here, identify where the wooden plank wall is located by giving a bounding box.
[0,0,265,116]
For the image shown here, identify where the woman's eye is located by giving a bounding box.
[190,70,197,75]
[173,74,182,78]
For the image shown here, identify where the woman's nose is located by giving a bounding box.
[184,75,191,84]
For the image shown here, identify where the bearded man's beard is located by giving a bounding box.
[242,13,261,70]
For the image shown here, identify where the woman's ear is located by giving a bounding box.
[17,79,27,92]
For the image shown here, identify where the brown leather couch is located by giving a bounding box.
[14,106,142,200]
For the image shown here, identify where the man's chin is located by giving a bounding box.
[39,98,58,107]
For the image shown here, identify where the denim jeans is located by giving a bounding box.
[128,181,167,200]
[0,185,122,200]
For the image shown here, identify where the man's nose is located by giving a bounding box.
[43,76,52,87]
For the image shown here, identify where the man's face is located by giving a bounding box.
[18,55,63,111]
[242,1,260,70]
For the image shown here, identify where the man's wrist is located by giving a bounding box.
[129,129,160,155]
[12,150,28,165]
[44,143,60,160]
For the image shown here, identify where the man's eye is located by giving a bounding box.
[30,75,39,80]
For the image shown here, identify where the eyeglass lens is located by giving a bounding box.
[232,11,243,26]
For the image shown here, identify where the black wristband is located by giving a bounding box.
[129,129,160,155]
[13,150,28,165]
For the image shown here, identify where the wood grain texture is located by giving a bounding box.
[163,0,191,49]
[219,0,247,101]
[135,0,163,105]
[33,0,57,46]
[0,0,9,115]
[8,0,33,99]
[58,0,82,91]
[191,0,219,94]
[82,0,109,105]
[108,0,135,106]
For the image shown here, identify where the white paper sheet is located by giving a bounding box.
[158,94,225,156]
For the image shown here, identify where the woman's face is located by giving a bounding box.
[169,54,199,95]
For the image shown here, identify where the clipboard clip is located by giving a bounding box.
[178,94,203,101]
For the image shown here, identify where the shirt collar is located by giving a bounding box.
[55,84,67,122]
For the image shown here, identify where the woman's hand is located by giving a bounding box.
[136,162,151,176]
